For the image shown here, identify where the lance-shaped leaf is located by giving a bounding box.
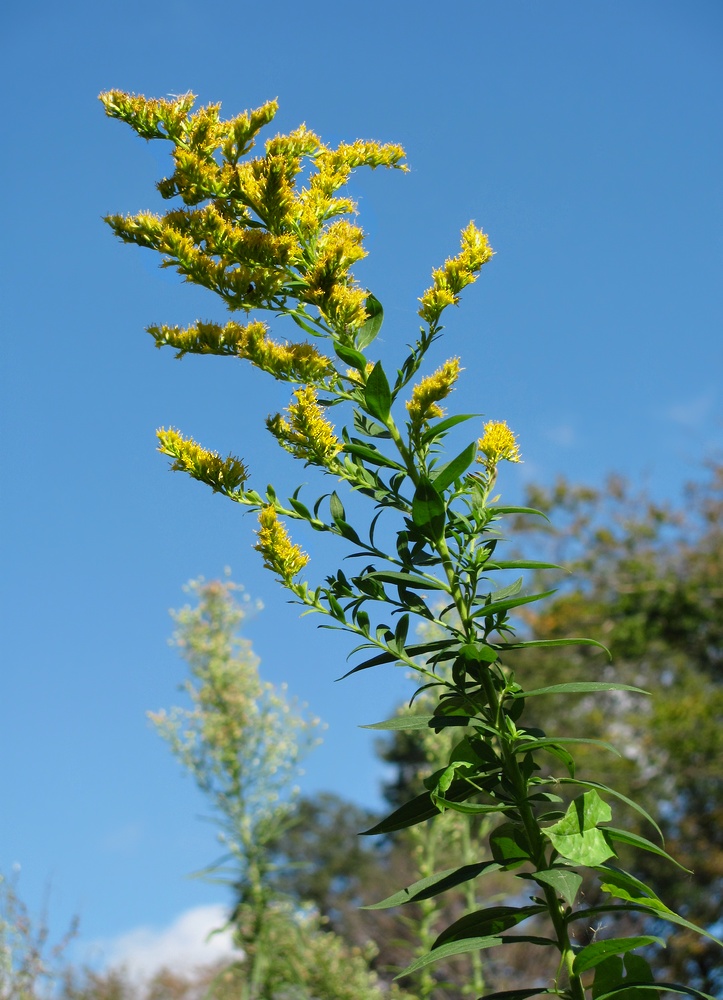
[397,934,554,978]
[476,992,557,1000]
[343,441,406,470]
[356,292,383,349]
[471,590,556,620]
[507,681,648,699]
[574,936,664,975]
[364,569,449,591]
[361,714,436,732]
[364,361,392,422]
[420,412,478,446]
[431,440,478,493]
[363,860,502,909]
[596,865,673,914]
[361,778,473,835]
[412,478,446,542]
[544,790,615,866]
[433,903,545,947]
[568,903,723,949]
[334,341,367,371]
[604,827,691,872]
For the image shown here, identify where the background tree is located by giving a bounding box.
[150,574,412,999]
[508,462,723,994]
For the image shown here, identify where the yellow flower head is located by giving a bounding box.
[418,223,493,325]
[255,506,309,583]
[406,358,462,428]
[267,386,342,467]
[477,421,522,472]
[156,428,248,494]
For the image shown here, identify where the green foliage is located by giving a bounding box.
[101,91,721,999]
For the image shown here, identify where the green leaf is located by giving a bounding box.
[433,797,512,817]
[557,778,663,842]
[394,612,409,647]
[471,590,557,620]
[544,790,615,866]
[342,441,406,470]
[337,649,397,680]
[364,361,392,422]
[597,866,672,914]
[460,642,499,664]
[530,869,583,908]
[500,638,612,657]
[360,778,476,836]
[334,341,367,371]
[515,736,621,758]
[488,577,523,603]
[434,904,545,947]
[574,937,664,975]
[397,935,554,978]
[363,861,502,909]
[412,478,446,541]
[356,292,384,349]
[508,681,648,699]
[476,992,556,1000]
[361,715,435,732]
[592,953,658,1000]
[489,505,549,520]
[594,983,715,1000]
[488,559,561,571]
[490,822,532,866]
[420,412,479,446]
[431,441,478,493]
[365,569,449,591]
[568,901,723,948]
[604,827,691,872]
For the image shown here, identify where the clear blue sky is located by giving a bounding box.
[1,0,721,963]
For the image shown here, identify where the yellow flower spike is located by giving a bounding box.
[157,428,249,494]
[148,320,333,382]
[418,223,493,325]
[406,358,462,428]
[477,421,522,471]
[255,506,309,584]
[266,386,342,467]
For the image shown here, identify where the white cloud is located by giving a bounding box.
[667,391,715,428]
[91,904,239,983]
[544,423,576,448]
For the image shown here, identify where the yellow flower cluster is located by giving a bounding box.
[148,320,334,382]
[101,91,408,338]
[419,223,494,326]
[476,421,522,471]
[156,428,248,494]
[406,358,462,427]
[254,506,309,583]
[267,387,342,467]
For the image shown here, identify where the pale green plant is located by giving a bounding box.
[102,90,722,1000]
[154,576,408,999]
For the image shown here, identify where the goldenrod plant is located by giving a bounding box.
[101,90,721,999]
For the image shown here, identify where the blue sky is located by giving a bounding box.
[1,0,721,969]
